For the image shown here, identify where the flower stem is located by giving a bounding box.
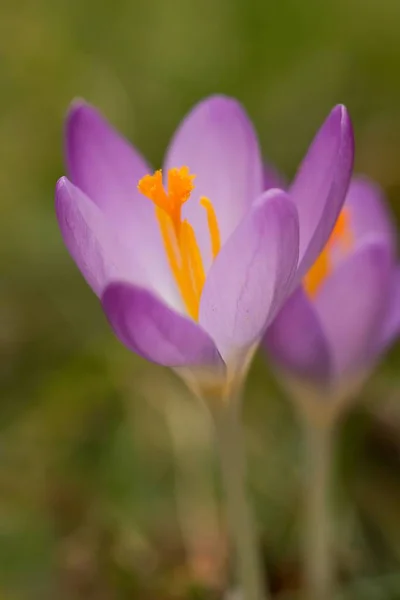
[303,418,335,600]
[212,403,269,600]
[165,397,222,585]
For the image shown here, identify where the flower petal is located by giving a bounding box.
[377,266,400,351]
[345,176,396,252]
[265,287,331,383]
[314,239,392,379]
[55,177,145,296]
[164,95,264,269]
[102,283,224,367]
[291,105,354,280]
[199,189,299,362]
[65,101,181,309]
[66,100,150,214]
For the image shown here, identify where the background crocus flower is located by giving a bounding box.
[55,95,353,390]
[265,177,400,600]
[265,176,400,393]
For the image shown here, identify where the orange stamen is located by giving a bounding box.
[155,206,198,317]
[303,208,353,297]
[200,196,221,258]
[181,221,206,293]
[137,167,221,320]
[154,206,181,278]
[303,251,330,298]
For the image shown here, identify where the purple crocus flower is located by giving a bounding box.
[266,176,400,392]
[55,95,353,390]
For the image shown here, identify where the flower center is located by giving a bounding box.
[303,208,353,298]
[138,167,221,320]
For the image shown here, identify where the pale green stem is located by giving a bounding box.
[212,403,269,600]
[303,419,335,600]
[165,398,221,581]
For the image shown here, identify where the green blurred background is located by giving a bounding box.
[2,0,400,597]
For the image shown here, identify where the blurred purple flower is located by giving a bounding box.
[55,95,353,380]
[265,176,400,389]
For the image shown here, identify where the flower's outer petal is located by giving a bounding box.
[55,177,146,296]
[291,105,354,280]
[264,162,286,190]
[265,287,332,383]
[65,101,181,309]
[314,239,392,379]
[199,189,299,362]
[164,95,264,269]
[102,283,224,368]
[345,176,396,252]
[377,266,400,352]
[66,100,150,213]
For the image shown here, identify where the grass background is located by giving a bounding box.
[2,0,400,597]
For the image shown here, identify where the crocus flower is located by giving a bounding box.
[265,176,400,394]
[55,95,353,393]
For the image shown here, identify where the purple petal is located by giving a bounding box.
[345,176,396,253]
[55,177,145,296]
[291,105,354,280]
[199,189,299,362]
[314,239,392,379]
[265,287,331,383]
[102,283,224,367]
[164,95,264,270]
[66,100,150,214]
[65,101,181,308]
[377,266,400,351]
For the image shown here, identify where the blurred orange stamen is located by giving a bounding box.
[303,208,353,298]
